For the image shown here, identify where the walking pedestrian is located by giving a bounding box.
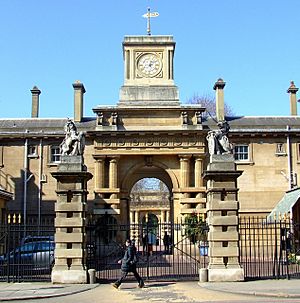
[112,239,144,289]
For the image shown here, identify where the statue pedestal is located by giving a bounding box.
[204,154,244,282]
[51,155,92,284]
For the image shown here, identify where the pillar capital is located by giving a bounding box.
[178,154,192,161]
[108,155,120,161]
[194,154,205,160]
[94,156,106,162]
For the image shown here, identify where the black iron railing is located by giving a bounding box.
[239,217,300,280]
[0,222,55,282]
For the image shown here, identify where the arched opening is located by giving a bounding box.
[128,177,172,256]
[120,160,179,226]
[129,177,171,226]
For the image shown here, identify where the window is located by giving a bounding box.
[234,144,249,161]
[28,145,37,157]
[50,146,61,163]
[275,143,286,155]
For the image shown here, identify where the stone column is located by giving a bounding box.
[194,156,203,188]
[94,157,105,191]
[51,155,92,284]
[179,155,191,199]
[109,156,119,199]
[134,210,139,223]
[130,211,134,223]
[203,154,244,282]
[160,210,164,223]
[166,211,170,223]
[195,155,204,201]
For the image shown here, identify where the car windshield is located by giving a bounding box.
[13,243,34,254]
[13,241,54,254]
[21,235,54,245]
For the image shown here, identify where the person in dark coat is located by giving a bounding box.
[112,239,144,289]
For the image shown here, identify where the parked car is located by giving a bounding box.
[21,235,54,245]
[0,241,55,272]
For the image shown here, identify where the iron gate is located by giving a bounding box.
[86,220,208,282]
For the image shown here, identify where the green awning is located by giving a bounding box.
[267,187,300,222]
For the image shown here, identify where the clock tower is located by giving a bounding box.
[118,35,180,107]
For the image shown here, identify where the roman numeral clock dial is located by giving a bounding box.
[137,53,162,77]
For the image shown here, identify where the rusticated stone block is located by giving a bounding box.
[55,233,83,243]
[209,246,239,257]
[207,216,238,226]
[55,248,83,259]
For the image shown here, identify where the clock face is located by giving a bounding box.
[137,53,162,77]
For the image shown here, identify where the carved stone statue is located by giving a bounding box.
[206,120,232,155]
[60,119,85,156]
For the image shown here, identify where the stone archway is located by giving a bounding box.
[120,161,177,225]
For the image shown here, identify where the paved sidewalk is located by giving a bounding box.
[0,283,98,301]
[199,279,300,299]
[0,279,299,301]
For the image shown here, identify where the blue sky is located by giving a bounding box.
[0,0,299,118]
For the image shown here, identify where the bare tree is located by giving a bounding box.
[187,93,235,118]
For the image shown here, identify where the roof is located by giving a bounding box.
[267,187,300,222]
[0,117,96,137]
[0,115,300,137]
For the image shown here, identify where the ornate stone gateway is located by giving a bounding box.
[91,35,207,226]
[51,35,244,283]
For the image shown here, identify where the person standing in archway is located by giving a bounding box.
[147,231,156,256]
[112,239,144,289]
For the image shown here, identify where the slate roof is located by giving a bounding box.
[205,116,300,132]
[0,117,96,136]
[0,115,299,136]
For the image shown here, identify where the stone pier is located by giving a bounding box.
[51,155,92,283]
[203,154,244,282]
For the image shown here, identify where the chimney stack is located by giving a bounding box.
[73,81,86,123]
[287,81,298,116]
[213,78,226,121]
[31,86,41,118]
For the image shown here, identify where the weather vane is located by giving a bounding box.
[142,7,159,36]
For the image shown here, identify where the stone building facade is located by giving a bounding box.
[0,35,299,225]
